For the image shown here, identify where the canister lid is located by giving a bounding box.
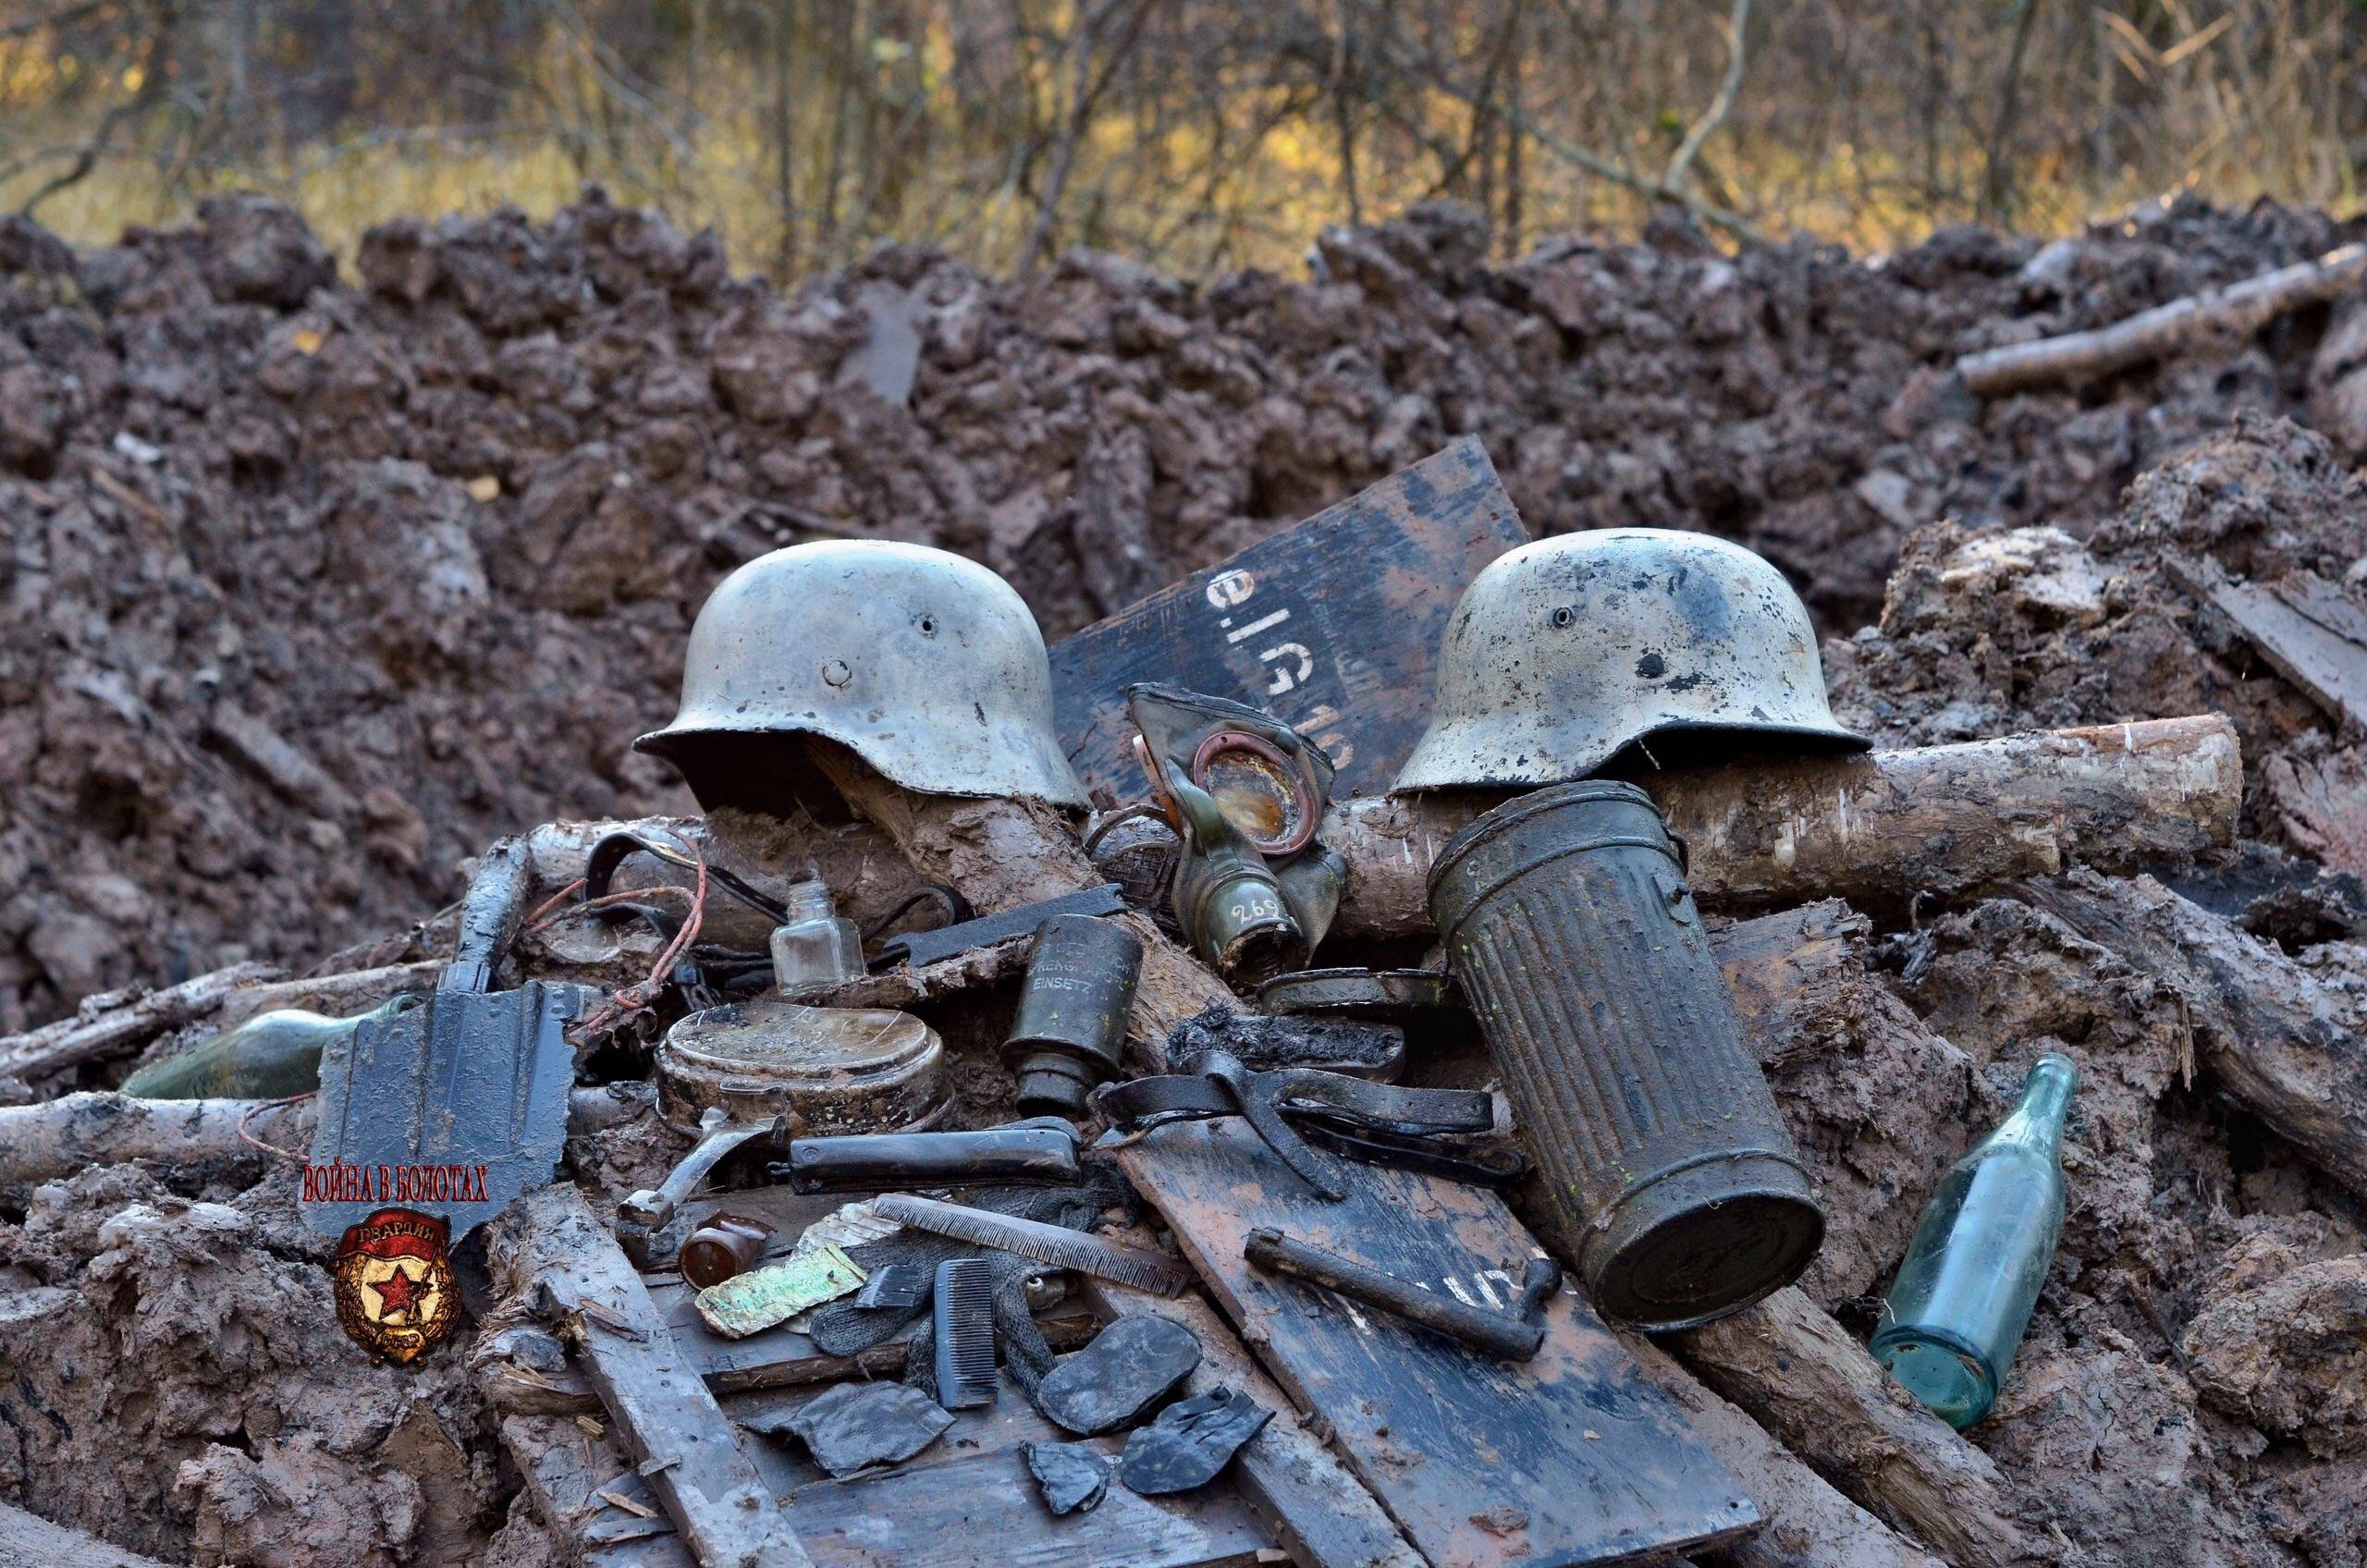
[1424,779,1675,944]
[1584,1155,1826,1330]
[662,998,940,1088]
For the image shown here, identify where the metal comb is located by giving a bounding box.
[874,1194,1196,1298]
[932,1257,999,1410]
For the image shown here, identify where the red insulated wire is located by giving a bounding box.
[238,1090,315,1162]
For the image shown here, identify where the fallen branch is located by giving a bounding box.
[207,960,440,1033]
[1673,1288,2032,1568]
[0,962,281,1084]
[0,1087,644,1193]
[2019,869,2367,1204]
[1328,715,2239,937]
[1957,245,2367,397]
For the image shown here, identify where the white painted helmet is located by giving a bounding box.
[638,541,1087,809]
[1393,529,1867,791]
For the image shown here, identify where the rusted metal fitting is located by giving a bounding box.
[679,1212,775,1289]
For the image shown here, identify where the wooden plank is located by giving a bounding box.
[505,1375,1275,1568]
[1079,1279,1426,1568]
[502,1413,698,1567]
[508,1185,815,1568]
[2183,560,2367,731]
[1117,1121,1761,1568]
[1049,437,1528,803]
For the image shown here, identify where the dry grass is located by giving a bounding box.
[2,1,2361,275]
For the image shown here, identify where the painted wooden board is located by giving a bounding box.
[1117,1121,1763,1568]
[1049,438,1529,804]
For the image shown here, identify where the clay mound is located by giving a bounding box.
[3,188,2362,1038]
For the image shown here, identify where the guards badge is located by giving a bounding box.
[332,1207,460,1364]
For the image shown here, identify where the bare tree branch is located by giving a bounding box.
[1366,15,1766,245]
[1664,0,1750,193]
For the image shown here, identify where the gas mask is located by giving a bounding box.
[1125,682,1345,986]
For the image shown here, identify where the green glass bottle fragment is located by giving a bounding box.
[1871,1052,2077,1430]
[121,995,418,1100]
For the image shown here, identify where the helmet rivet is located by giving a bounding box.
[821,658,852,687]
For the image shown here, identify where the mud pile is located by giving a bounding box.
[6,189,2367,1568]
[5,190,2365,1038]
[1800,415,2367,1567]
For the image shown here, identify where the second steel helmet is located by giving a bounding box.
[1392,528,1867,791]
[636,540,1087,810]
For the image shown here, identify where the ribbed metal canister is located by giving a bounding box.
[1428,780,1824,1329]
[1004,913,1144,1117]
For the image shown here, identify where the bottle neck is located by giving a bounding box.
[1993,1054,2078,1159]
[784,879,835,923]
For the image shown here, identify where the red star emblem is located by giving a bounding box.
[372,1267,424,1318]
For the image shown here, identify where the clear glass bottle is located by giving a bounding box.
[1870,1053,2077,1429]
[769,879,864,998]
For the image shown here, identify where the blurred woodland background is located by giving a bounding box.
[0,0,2362,277]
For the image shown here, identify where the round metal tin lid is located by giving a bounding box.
[662,998,940,1084]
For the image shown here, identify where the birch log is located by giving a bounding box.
[0,1093,313,1192]
[0,1088,639,1192]
[1329,715,2239,937]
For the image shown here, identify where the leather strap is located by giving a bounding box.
[1092,1054,1500,1200]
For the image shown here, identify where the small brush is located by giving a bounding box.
[932,1257,1000,1410]
[852,1263,926,1310]
[874,1194,1196,1297]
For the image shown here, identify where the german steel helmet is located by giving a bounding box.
[636,540,1088,809]
[1393,528,1868,791]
